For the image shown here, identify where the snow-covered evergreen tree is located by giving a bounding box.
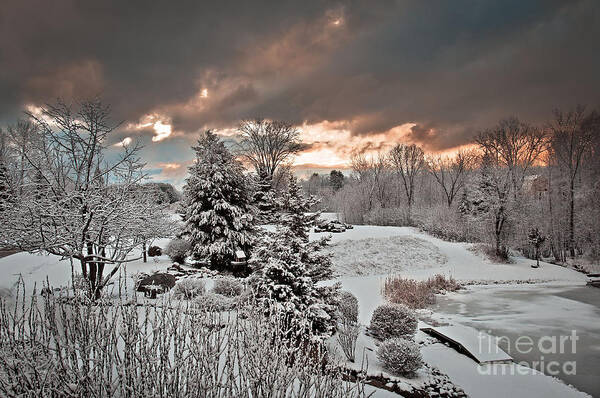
[249,174,337,337]
[180,130,255,271]
[0,162,11,211]
[251,170,277,224]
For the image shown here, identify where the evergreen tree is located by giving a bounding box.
[0,162,11,211]
[251,170,277,224]
[180,130,255,271]
[329,170,344,191]
[250,174,337,337]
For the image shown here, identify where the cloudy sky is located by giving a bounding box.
[1,0,599,186]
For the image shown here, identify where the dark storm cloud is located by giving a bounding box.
[1,0,599,151]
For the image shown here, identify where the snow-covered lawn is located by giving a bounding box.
[329,236,446,277]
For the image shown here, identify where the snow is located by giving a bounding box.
[330,236,446,277]
[420,324,512,364]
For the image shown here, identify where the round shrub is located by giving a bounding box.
[165,239,191,264]
[194,293,236,311]
[212,277,244,297]
[377,338,423,376]
[172,278,205,300]
[369,304,417,340]
[338,291,359,323]
[147,245,162,257]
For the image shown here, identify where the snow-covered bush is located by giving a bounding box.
[212,277,244,297]
[377,338,423,376]
[172,278,205,299]
[148,245,162,257]
[338,291,358,323]
[72,274,90,293]
[194,292,236,311]
[417,204,479,243]
[364,207,411,226]
[383,275,460,309]
[165,239,190,264]
[337,320,360,363]
[425,274,461,293]
[336,293,360,362]
[369,304,417,340]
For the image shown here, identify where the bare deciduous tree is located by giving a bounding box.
[351,151,389,211]
[548,106,597,257]
[475,117,546,198]
[388,144,425,219]
[238,118,302,182]
[0,99,172,299]
[426,149,476,207]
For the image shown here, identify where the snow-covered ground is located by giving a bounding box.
[315,224,587,285]
[329,235,447,277]
[0,215,594,397]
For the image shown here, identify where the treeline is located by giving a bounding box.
[304,109,600,266]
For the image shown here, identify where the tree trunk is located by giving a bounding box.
[569,177,575,258]
[143,241,147,263]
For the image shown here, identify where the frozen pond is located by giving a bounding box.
[431,284,600,397]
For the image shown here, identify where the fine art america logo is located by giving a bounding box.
[477,330,578,376]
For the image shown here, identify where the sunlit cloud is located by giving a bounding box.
[127,113,174,142]
[114,137,132,147]
[295,120,418,167]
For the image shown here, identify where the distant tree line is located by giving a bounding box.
[305,108,600,266]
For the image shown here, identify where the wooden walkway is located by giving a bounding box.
[421,324,513,364]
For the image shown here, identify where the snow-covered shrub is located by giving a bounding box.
[425,274,461,293]
[212,277,244,297]
[194,292,236,311]
[337,321,360,363]
[417,204,479,243]
[383,277,435,309]
[72,274,90,293]
[377,338,423,376]
[148,245,162,257]
[172,278,205,299]
[338,291,358,323]
[383,275,460,309]
[336,291,360,362]
[364,207,410,226]
[165,239,190,264]
[369,304,417,340]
